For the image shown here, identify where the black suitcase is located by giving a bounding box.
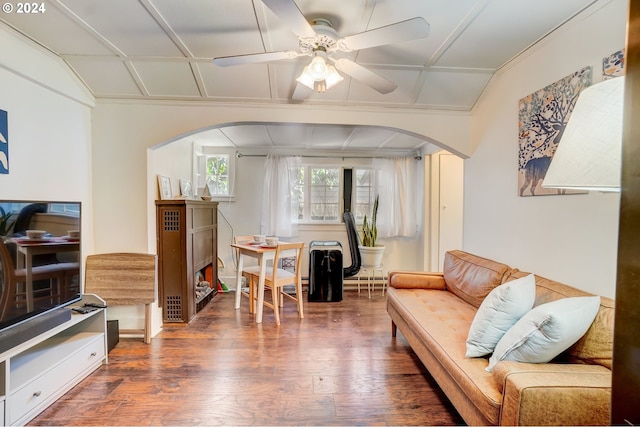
[308,241,343,302]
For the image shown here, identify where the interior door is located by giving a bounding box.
[437,154,464,271]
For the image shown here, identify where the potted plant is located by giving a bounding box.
[359,195,385,267]
[0,207,14,236]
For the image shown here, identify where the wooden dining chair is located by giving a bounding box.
[244,242,305,325]
[0,239,79,320]
[233,235,259,314]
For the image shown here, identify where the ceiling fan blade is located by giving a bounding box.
[213,50,300,67]
[339,17,430,51]
[261,0,316,39]
[334,59,397,94]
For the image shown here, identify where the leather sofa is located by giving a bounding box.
[386,250,613,426]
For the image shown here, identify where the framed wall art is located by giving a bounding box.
[179,179,194,199]
[0,109,8,174]
[603,49,625,79]
[157,175,172,200]
[517,66,592,197]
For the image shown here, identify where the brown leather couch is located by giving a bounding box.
[386,250,613,426]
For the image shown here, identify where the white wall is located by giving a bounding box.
[90,101,465,333]
[465,0,627,298]
[0,25,94,260]
[92,102,469,267]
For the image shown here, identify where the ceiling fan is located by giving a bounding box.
[213,0,430,98]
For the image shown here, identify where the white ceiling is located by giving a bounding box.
[1,0,599,154]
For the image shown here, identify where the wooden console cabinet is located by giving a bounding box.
[155,200,218,323]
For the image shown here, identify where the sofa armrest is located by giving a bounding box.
[495,362,611,426]
[388,271,446,290]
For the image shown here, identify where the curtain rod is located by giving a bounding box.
[236,153,422,160]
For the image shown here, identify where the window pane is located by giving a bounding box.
[49,203,80,215]
[290,167,304,220]
[354,169,374,221]
[206,155,230,195]
[309,167,340,221]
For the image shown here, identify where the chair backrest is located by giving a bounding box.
[233,235,254,245]
[0,238,16,279]
[85,253,157,306]
[342,211,361,278]
[273,242,304,279]
[0,239,17,319]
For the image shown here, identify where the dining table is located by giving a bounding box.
[231,240,281,324]
[11,236,80,311]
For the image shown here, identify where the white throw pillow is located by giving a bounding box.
[465,274,536,358]
[486,295,601,372]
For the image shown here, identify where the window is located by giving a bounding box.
[291,166,304,221]
[289,165,376,223]
[291,166,341,223]
[206,154,230,195]
[199,150,236,201]
[310,167,340,220]
[354,168,375,222]
[49,203,80,215]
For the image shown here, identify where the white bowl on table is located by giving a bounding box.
[26,230,47,240]
[265,237,279,246]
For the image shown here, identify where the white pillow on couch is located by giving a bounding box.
[465,273,536,358]
[486,295,601,372]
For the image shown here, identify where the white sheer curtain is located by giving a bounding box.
[373,157,423,238]
[260,154,301,237]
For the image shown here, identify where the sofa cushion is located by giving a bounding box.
[491,360,612,394]
[486,296,601,372]
[386,287,502,425]
[507,270,614,370]
[389,271,446,290]
[443,250,511,308]
[466,273,536,357]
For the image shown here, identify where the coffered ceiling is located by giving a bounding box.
[1,0,600,152]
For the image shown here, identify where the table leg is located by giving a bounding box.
[255,260,267,324]
[234,252,244,310]
[25,253,33,311]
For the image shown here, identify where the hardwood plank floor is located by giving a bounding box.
[31,289,465,426]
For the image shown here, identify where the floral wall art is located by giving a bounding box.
[517,66,592,196]
[603,49,624,79]
[0,109,7,174]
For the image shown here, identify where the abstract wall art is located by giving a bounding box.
[517,66,592,196]
[603,49,625,79]
[0,109,7,174]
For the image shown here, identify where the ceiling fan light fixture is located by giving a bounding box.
[296,65,316,90]
[297,51,344,93]
[308,55,328,80]
[315,80,327,93]
[324,65,344,89]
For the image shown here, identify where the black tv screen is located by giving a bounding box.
[0,200,82,332]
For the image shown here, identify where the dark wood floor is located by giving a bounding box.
[31,288,464,426]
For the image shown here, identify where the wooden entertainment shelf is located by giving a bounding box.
[0,294,107,426]
[155,199,218,323]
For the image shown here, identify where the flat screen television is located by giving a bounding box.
[0,200,82,342]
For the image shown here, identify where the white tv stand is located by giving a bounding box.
[0,294,108,426]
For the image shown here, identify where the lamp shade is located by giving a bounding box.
[296,54,344,93]
[541,76,624,192]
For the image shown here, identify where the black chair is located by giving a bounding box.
[342,211,361,278]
